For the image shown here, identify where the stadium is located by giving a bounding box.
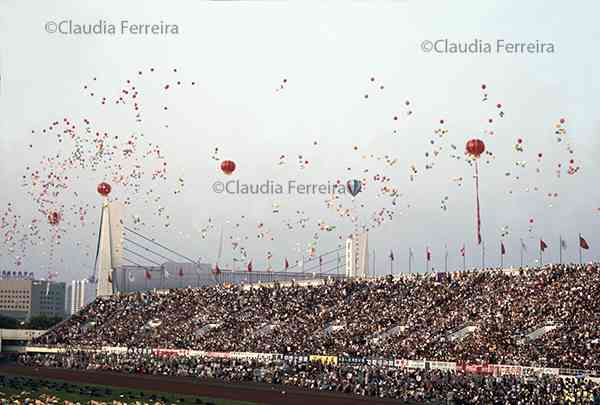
[2,259,598,403]
[3,2,600,404]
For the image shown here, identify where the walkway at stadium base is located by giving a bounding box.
[0,363,409,405]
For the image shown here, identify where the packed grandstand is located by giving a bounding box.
[16,263,600,403]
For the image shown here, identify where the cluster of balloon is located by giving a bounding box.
[97,182,112,197]
[347,179,362,197]
[47,211,61,226]
[221,160,236,176]
[466,139,486,245]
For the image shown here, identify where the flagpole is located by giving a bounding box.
[539,240,543,265]
[482,240,485,269]
[426,247,429,273]
[500,244,504,268]
[336,251,340,276]
[372,250,376,278]
[559,235,563,264]
[390,254,393,276]
[319,256,322,277]
[520,239,523,268]
[408,248,412,273]
[579,234,583,264]
[444,245,448,273]
[462,248,466,272]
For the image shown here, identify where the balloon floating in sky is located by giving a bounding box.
[466,139,485,158]
[97,182,112,197]
[346,179,362,197]
[221,160,236,176]
[47,211,61,226]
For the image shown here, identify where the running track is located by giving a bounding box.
[0,364,410,405]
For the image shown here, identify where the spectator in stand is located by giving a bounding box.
[32,263,600,371]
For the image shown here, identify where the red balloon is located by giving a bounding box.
[221,160,236,175]
[466,139,485,158]
[97,182,112,196]
[47,211,61,225]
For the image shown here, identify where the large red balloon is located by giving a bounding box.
[221,160,236,175]
[97,182,112,196]
[47,211,61,225]
[466,139,485,158]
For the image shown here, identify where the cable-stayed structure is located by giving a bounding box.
[114,226,348,293]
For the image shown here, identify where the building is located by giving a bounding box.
[0,329,46,353]
[0,278,66,321]
[66,279,96,315]
[112,261,343,294]
[345,232,369,278]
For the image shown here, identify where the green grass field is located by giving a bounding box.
[0,374,261,405]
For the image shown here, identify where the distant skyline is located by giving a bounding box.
[1,1,599,281]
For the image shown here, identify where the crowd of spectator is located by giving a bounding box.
[32,263,600,370]
[17,351,600,404]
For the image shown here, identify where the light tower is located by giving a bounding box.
[94,182,124,297]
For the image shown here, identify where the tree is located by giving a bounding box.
[24,315,63,330]
[0,315,19,329]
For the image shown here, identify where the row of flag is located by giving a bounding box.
[511,234,588,254]
[133,235,592,281]
[138,267,186,281]
[136,255,325,280]
[391,234,591,262]
[211,255,328,275]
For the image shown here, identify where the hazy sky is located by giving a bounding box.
[1,0,599,281]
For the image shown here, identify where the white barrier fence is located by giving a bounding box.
[19,345,599,379]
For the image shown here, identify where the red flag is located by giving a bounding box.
[540,239,548,252]
[501,242,506,255]
[178,268,184,277]
[213,263,220,275]
[580,235,590,250]
[460,244,465,257]
[247,260,253,272]
[284,258,289,271]
[145,270,152,280]
[426,247,431,261]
